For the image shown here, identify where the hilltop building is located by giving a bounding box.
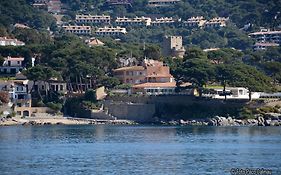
[162,36,186,58]
[62,25,91,35]
[0,37,25,46]
[75,14,111,24]
[148,0,180,7]
[204,17,228,28]
[114,59,176,95]
[249,29,281,44]
[182,16,206,28]
[0,56,24,75]
[253,42,279,51]
[105,0,133,7]
[151,17,175,26]
[115,16,152,27]
[95,27,127,36]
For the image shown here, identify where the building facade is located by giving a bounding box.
[114,59,176,95]
[151,17,175,26]
[62,25,91,35]
[0,56,24,74]
[182,16,206,28]
[115,16,152,27]
[249,29,281,44]
[95,27,127,36]
[148,0,180,7]
[253,42,279,51]
[0,37,25,46]
[204,17,228,28]
[75,14,111,24]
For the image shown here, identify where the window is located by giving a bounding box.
[60,85,64,91]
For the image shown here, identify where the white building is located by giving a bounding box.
[204,17,228,28]
[75,14,111,24]
[0,37,25,46]
[151,17,175,26]
[35,79,67,95]
[148,0,180,7]
[203,87,260,100]
[249,29,281,44]
[253,42,279,51]
[62,25,91,35]
[0,56,24,74]
[115,16,152,27]
[0,80,31,103]
[95,26,127,36]
[182,16,206,28]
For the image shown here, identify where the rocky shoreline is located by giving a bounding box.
[161,113,281,126]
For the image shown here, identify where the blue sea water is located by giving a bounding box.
[0,125,280,175]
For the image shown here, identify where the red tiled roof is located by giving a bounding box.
[132,82,176,88]
[114,66,145,71]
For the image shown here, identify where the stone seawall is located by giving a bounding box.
[106,95,247,121]
[104,101,155,122]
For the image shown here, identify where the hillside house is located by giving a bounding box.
[75,14,111,24]
[63,25,91,35]
[0,37,25,46]
[95,27,127,36]
[0,56,24,74]
[148,0,180,7]
[115,16,152,27]
[114,59,176,95]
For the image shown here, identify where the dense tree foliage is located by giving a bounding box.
[0,0,55,29]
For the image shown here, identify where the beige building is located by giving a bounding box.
[75,14,111,24]
[35,80,67,95]
[182,16,206,28]
[63,25,91,35]
[162,36,186,58]
[151,17,175,26]
[253,42,279,51]
[115,16,152,27]
[204,17,228,28]
[95,26,127,36]
[249,29,281,45]
[0,37,25,46]
[148,0,180,7]
[114,59,176,95]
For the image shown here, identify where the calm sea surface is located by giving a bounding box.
[0,125,281,175]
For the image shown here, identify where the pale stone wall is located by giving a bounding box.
[104,102,155,122]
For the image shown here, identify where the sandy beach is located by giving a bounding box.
[0,116,137,126]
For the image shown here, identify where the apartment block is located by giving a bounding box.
[204,17,228,28]
[75,14,111,24]
[62,25,91,35]
[95,27,127,36]
[182,16,206,28]
[151,17,175,26]
[148,0,180,7]
[249,29,281,44]
[115,16,152,27]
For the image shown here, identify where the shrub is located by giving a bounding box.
[46,102,62,112]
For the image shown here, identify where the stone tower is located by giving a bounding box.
[162,36,186,58]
